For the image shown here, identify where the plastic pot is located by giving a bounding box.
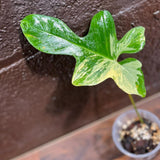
[112,109,160,160]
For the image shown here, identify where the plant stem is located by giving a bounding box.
[128,94,144,124]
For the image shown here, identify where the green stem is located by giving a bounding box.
[128,94,144,124]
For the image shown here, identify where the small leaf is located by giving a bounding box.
[20,10,146,97]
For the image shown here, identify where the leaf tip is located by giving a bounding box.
[139,92,146,98]
[71,76,77,86]
[141,88,146,98]
[71,79,79,87]
[138,84,146,98]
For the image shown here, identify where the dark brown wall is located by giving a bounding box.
[0,0,160,159]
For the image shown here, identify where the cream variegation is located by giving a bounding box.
[20,10,146,97]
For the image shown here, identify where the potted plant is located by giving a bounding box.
[20,10,160,159]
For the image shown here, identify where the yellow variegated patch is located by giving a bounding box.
[20,10,146,97]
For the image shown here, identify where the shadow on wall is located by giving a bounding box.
[19,29,90,129]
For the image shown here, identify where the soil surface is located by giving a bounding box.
[120,118,160,154]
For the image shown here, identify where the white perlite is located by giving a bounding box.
[130,124,151,140]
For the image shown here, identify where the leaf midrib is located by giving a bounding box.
[26,22,113,61]
[26,22,137,85]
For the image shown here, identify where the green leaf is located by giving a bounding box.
[118,27,145,56]
[20,10,146,97]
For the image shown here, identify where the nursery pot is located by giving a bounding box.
[112,109,160,160]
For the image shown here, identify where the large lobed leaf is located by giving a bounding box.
[20,10,146,97]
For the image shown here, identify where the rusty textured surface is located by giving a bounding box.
[0,0,160,159]
[14,93,160,160]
